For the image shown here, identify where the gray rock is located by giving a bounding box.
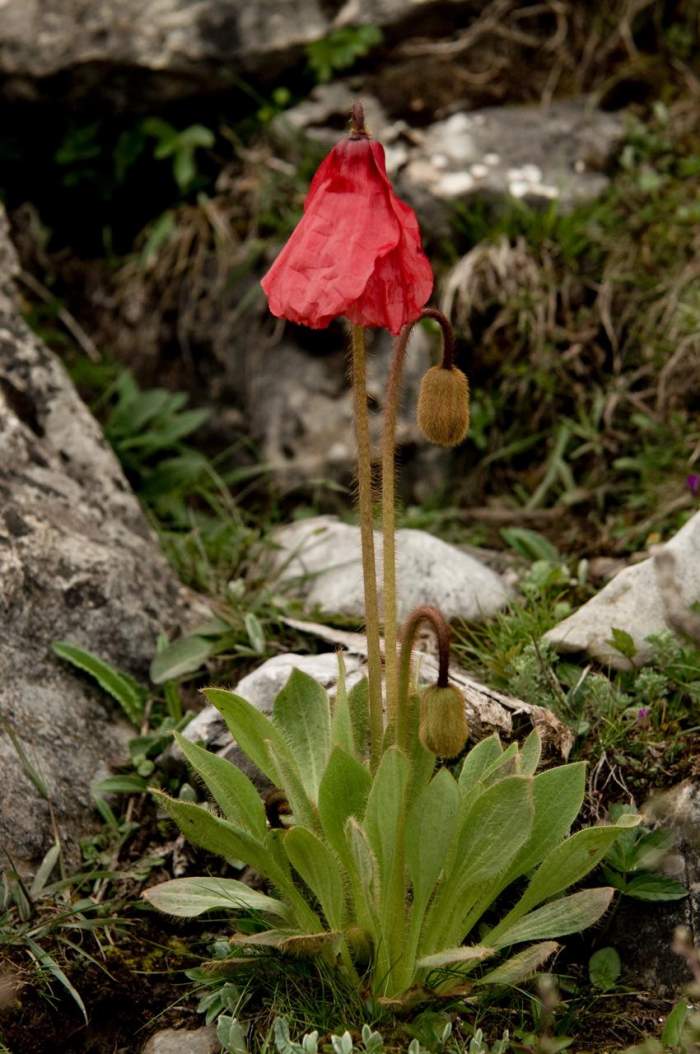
[268,515,510,623]
[0,205,196,870]
[247,324,444,490]
[0,0,474,105]
[276,85,625,216]
[606,782,700,995]
[544,512,700,668]
[142,1026,219,1054]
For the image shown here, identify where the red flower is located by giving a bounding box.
[261,108,433,336]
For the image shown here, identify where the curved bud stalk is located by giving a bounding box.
[381,308,470,729]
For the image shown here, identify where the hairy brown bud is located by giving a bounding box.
[418,684,468,758]
[417,365,470,447]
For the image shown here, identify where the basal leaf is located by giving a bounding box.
[204,687,287,785]
[318,747,371,868]
[501,762,586,884]
[476,941,560,986]
[364,747,409,902]
[518,730,542,776]
[330,653,356,757]
[406,769,460,911]
[174,731,267,838]
[143,876,288,918]
[284,827,347,929]
[348,677,370,760]
[273,669,331,798]
[417,945,494,969]
[458,735,502,795]
[490,813,640,940]
[492,888,615,948]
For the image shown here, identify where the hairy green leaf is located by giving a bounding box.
[143,876,287,918]
[476,941,560,986]
[318,747,371,868]
[458,735,502,794]
[273,669,331,798]
[492,888,615,948]
[205,687,287,785]
[173,731,267,838]
[284,827,346,929]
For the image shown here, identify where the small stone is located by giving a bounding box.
[142,1026,219,1054]
[267,515,510,623]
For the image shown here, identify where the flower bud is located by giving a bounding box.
[417,365,470,447]
[418,684,468,758]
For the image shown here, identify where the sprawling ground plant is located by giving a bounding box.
[145,102,637,1003]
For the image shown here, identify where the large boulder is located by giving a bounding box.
[0,206,196,870]
[0,0,477,105]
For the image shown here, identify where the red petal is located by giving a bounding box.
[261,136,432,333]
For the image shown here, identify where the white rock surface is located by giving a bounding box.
[268,515,510,622]
[142,1026,219,1054]
[544,512,700,668]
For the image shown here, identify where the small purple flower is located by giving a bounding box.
[636,706,651,727]
[687,474,700,497]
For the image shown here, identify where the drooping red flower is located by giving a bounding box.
[261,105,433,336]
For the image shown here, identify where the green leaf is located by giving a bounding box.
[477,942,560,987]
[490,812,639,940]
[205,687,288,785]
[273,669,331,799]
[265,739,320,832]
[518,730,542,776]
[406,770,460,911]
[153,790,271,872]
[26,938,88,1024]
[500,527,560,563]
[607,627,637,661]
[588,947,621,991]
[284,827,346,929]
[453,776,534,888]
[30,841,62,898]
[458,735,503,794]
[348,677,370,759]
[244,613,266,655]
[53,642,146,725]
[662,1000,690,1047]
[622,872,688,901]
[346,817,381,921]
[143,876,288,919]
[150,635,214,683]
[330,653,356,757]
[364,747,409,902]
[423,777,534,953]
[501,762,587,884]
[492,888,615,948]
[417,945,494,970]
[173,731,267,838]
[318,747,371,868]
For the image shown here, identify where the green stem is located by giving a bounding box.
[382,309,457,737]
[381,325,411,732]
[350,323,384,771]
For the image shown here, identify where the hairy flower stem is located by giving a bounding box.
[350,323,384,771]
[396,605,451,754]
[381,324,411,731]
[382,309,455,733]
